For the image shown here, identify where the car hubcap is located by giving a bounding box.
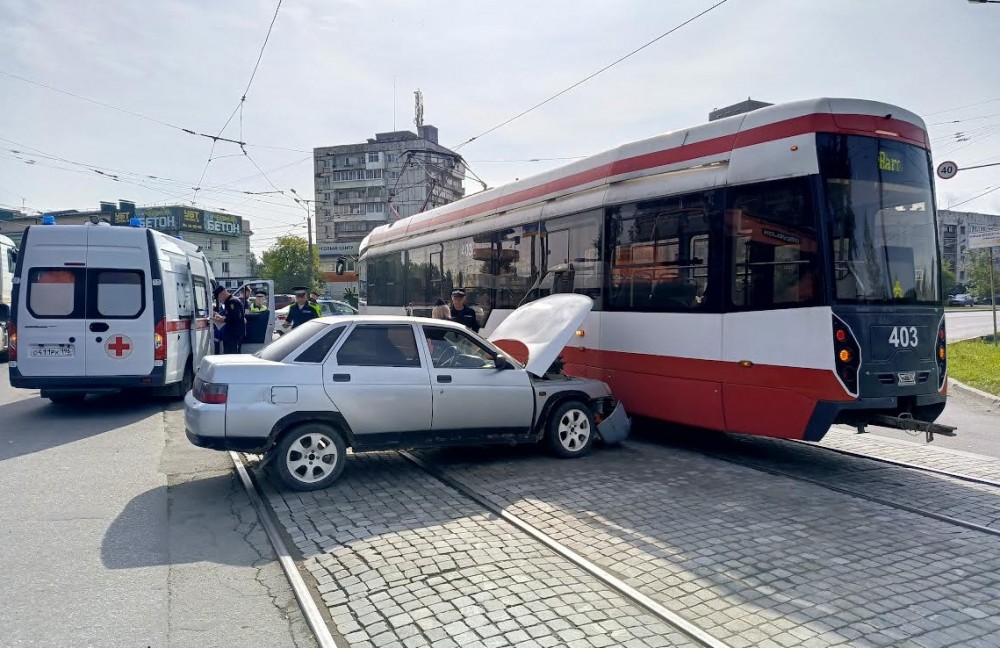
[286,433,337,483]
[558,409,591,451]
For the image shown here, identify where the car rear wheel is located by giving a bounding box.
[547,400,596,459]
[173,361,194,400]
[272,424,347,491]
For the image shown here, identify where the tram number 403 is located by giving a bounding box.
[888,326,919,348]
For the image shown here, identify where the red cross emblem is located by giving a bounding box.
[106,335,133,359]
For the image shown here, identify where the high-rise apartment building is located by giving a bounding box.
[313,125,465,269]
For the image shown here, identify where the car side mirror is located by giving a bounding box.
[494,354,509,370]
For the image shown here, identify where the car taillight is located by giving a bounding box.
[936,318,946,389]
[154,317,166,362]
[193,377,228,404]
[7,323,16,361]
[833,315,860,397]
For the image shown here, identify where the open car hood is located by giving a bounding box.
[488,293,592,377]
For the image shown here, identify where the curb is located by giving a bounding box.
[949,378,1000,409]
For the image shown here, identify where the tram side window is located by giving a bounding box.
[727,178,820,310]
[521,212,603,308]
[494,225,542,310]
[368,253,404,306]
[606,192,719,312]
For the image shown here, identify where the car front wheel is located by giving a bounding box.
[272,424,347,491]
[547,400,596,459]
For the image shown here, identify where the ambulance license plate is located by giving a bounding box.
[30,345,74,358]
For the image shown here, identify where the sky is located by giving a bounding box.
[1,0,999,254]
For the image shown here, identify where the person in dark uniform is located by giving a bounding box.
[283,286,322,331]
[213,285,246,354]
[449,289,480,333]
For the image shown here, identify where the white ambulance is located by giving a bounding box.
[0,233,16,361]
[8,221,270,402]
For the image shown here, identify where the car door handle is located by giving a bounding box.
[89,322,109,332]
[437,375,452,383]
[332,373,351,382]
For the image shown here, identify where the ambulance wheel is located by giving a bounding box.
[174,361,194,400]
[546,400,596,459]
[272,424,346,491]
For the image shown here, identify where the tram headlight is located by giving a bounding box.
[838,349,852,363]
[936,318,947,390]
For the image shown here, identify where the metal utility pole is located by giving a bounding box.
[290,188,316,289]
[991,247,998,346]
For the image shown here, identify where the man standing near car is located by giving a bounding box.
[449,289,480,333]
[213,285,246,354]
[284,286,323,330]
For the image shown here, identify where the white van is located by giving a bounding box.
[9,222,226,402]
[0,233,16,361]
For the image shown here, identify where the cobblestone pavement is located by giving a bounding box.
[819,427,1000,483]
[256,453,700,648]
[674,432,1000,531]
[414,440,1000,648]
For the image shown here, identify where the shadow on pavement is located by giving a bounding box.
[102,472,267,570]
[0,392,166,463]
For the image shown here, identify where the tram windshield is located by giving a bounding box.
[818,134,940,305]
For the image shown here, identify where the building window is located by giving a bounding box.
[368,152,380,163]
[960,225,966,235]
[221,240,229,252]
[222,262,230,274]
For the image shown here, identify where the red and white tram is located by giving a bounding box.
[358,98,948,441]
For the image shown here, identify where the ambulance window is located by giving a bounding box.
[193,276,209,317]
[94,270,145,318]
[28,269,84,318]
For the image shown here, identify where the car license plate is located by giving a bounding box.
[30,345,74,358]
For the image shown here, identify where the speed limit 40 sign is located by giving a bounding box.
[937,161,958,180]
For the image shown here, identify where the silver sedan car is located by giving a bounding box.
[185,294,629,491]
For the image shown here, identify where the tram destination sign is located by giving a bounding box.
[969,229,1000,250]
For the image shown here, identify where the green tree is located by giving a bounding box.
[260,236,321,293]
[942,260,957,299]
[247,251,265,278]
[965,249,998,299]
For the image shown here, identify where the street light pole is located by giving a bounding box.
[290,188,317,289]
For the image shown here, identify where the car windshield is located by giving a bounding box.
[254,320,328,362]
[818,134,940,304]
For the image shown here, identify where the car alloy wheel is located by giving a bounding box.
[547,400,596,459]
[273,424,347,490]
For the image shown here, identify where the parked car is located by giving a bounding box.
[274,299,357,335]
[185,294,630,490]
[947,294,975,307]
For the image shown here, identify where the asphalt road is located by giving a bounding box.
[0,371,314,648]
[946,307,998,341]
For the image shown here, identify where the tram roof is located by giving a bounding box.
[363,97,928,253]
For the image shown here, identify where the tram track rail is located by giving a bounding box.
[230,447,738,648]
[631,436,1000,539]
[398,450,735,648]
[788,437,1000,489]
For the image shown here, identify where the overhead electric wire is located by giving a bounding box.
[0,68,308,152]
[450,0,733,151]
[925,97,1000,117]
[947,185,1000,209]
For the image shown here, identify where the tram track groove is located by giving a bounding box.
[634,440,1000,539]
[230,451,338,648]
[789,438,1000,489]
[399,449,735,648]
